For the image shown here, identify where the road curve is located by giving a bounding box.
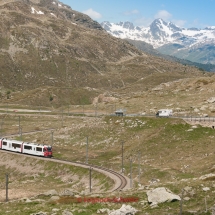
[0,150,130,192]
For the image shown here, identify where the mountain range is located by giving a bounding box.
[101,19,215,66]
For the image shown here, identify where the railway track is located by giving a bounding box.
[0,150,129,192]
[49,158,129,192]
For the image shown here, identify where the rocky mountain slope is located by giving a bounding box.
[0,0,210,108]
[101,19,215,65]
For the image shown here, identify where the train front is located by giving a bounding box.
[44,145,53,157]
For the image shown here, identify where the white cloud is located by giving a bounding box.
[154,10,186,27]
[124,9,139,16]
[154,10,172,20]
[173,19,187,27]
[134,17,153,27]
[82,8,102,20]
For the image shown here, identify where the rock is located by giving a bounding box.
[52,208,60,212]
[21,197,32,203]
[184,197,190,201]
[202,187,210,192]
[49,196,60,201]
[140,200,148,207]
[183,186,192,192]
[207,97,215,103]
[97,208,111,214]
[147,187,181,205]
[199,173,215,180]
[30,212,47,215]
[60,188,74,196]
[108,204,138,215]
[194,108,200,112]
[149,178,160,184]
[62,210,73,215]
[150,202,159,208]
[210,204,215,214]
[32,199,45,202]
[43,189,58,196]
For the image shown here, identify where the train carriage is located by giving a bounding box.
[22,142,52,157]
[1,139,23,153]
[0,138,52,157]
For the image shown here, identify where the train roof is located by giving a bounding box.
[23,142,52,147]
[1,138,52,147]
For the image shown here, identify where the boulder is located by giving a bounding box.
[43,189,58,196]
[147,187,181,205]
[199,173,215,180]
[108,204,138,215]
[60,188,74,196]
[207,97,215,103]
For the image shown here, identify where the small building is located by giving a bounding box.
[156,109,173,117]
[115,109,124,116]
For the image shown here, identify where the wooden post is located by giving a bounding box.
[6,174,9,202]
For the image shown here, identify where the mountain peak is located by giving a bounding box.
[100,19,215,64]
[117,21,135,30]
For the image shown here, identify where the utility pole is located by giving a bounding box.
[82,104,84,115]
[86,136,88,164]
[138,151,141,184]
[130,157,132,188]
[18,116,20,134]
[51,130,54,146]
[179,189,184,215]
[5,174,9,202]
[20,127,22,141]
[205,197,208,213]
[89,166,92,193]
[95,104,97,117]
[61,108,64,127]
[121,141,124,174]
[0,118,4,136]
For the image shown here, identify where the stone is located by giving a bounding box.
[147,187,181,205]
[43,189,58,196]
[60,188,74,196]
[49,196,60,201]
[97,208,111,214]
[62,210,73,215]
[108,204,138,215]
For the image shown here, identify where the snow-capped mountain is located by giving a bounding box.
[101,19,215,64]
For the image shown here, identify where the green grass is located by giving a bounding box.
[1,113,215,214]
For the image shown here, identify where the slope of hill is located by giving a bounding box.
[0,0,210,108]
[125,39,215,72]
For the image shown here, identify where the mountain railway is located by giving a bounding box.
[0,149,129,193]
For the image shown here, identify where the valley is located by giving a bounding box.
[0,0,215,214]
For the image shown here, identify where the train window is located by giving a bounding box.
[36,147,42,152]
[24,145,32,150]
[3,141,7,146]
[12,143,21,148]
[47,147,52,152]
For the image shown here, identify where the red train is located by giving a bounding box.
[0,138,52,157]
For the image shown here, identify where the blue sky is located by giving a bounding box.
[60,0,215,29]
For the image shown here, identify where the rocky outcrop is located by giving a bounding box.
[147,187,181,205]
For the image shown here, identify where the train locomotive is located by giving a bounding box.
[0,138,52,157]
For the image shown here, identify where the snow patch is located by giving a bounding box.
[31,7,44,15]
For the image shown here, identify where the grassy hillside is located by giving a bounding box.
[1,112,215,214]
